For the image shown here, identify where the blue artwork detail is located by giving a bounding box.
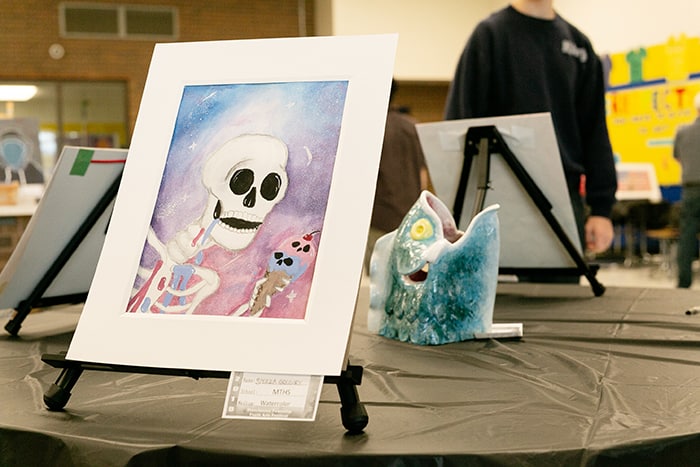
[369,191,500,345]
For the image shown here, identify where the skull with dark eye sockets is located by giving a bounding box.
[200,134,289,251]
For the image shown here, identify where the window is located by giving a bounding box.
[63,5,119,35]
[125,8,176,37]
[60,2,178,39]
[0,80,128,175]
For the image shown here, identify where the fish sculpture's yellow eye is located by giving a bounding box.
[410,218,433,241]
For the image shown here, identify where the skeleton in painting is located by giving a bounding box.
[128,134,289,314]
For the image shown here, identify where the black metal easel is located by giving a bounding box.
[4,174,122,336]
[456,125,605,297]
[40,353,369,434]
[22,169,368,432]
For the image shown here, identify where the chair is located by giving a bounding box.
[645,227,679,275]
[644,202,681,276]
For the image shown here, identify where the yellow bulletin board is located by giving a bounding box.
[605,35,700,188]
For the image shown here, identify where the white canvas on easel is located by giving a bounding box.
[0,146,126,311]
[416,113,583,269]
[65,34,398,376]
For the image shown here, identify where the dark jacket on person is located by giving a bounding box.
[444,6,617,218]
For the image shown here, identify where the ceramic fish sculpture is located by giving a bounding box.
[369,191,500,345]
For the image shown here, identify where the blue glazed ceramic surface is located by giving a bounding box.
[369,191,499,345]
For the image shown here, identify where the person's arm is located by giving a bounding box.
[575,50,617,253]
[579,53,617,220]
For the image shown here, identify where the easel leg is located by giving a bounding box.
[585,271,606,296]
[4,313,25,337]
[44,366,83,411]
[328,364,368,434]
[4,302,31,336]
[336,379,368,434]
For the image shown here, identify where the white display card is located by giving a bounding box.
[223,372,324,421]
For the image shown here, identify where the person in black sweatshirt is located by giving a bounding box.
[445,0,617,255]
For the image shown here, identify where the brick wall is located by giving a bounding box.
[0,0,314,142]
[0,1,450,141]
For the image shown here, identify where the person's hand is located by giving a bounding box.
[585,216,614,253]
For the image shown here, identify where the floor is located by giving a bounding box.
[584,254,700,290]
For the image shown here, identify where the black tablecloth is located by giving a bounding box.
[1,283,699,466]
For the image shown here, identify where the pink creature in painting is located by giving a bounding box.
[232,230,320,317]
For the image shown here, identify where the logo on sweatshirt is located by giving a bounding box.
[562,39,588,63]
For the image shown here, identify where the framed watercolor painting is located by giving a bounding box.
[66,34,397,375]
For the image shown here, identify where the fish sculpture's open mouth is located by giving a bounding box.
[405,263,429,283]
